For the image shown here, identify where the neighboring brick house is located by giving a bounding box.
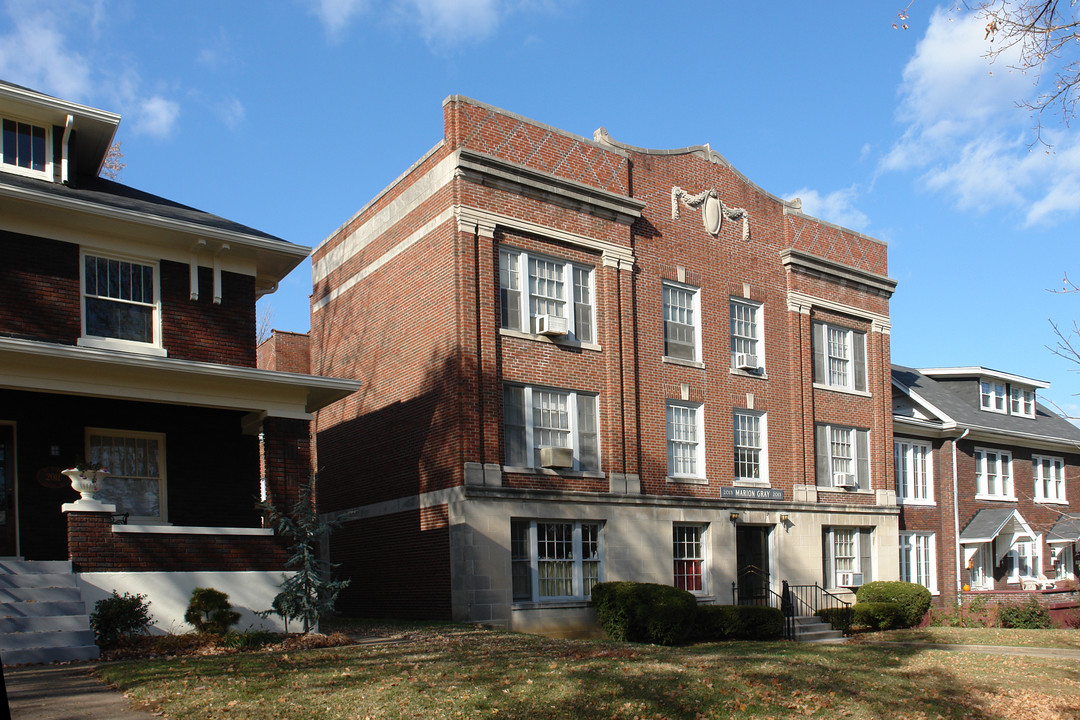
[892,365,1080,608]
[0,80,358,630]
[311,96,899,635]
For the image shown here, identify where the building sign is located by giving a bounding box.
[721,487,784,501]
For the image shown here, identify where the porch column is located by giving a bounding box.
[261,417,312,512]
[63,507,116,572]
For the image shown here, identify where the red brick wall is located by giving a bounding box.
[0,231,80,343]
[256,330,311,373]
[66,512,288,572]
[329,508,451,619]
[161,262,256,366]
[262,417,313,512]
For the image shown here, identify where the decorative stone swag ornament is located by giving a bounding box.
[671,187,750,241]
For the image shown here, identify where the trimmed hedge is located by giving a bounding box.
[852,601,902,630]
[591,582,697,645]
[817,606,854,635]
[855,581,931,628]
[691,604,784,641]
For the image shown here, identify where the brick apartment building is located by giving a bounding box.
[893,365,1080,608]
[311,96,900,634]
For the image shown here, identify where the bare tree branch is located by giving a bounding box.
[101,141,126,180]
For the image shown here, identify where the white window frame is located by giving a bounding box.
[894,439,934,505]
[1,114,52,181]
[729,298,764,373]
[980,380,1007,414]
[511,519,603,602]
[662,281,701,363]
[974,447,1014,500]
[812,321,867,393]
[1010,386,1036,418]
[673,523,708,594]
[1033,455,1066,504]
[816,424,870,490]
[825,527,871,589]
[899,532,937,593]
[503,384,599,472]
[733,409,767,483]
[666,401,705,481]
[1007,536,1041,583]
[499,247,594,344]
[86,428,167,524]
[79,251,165,356]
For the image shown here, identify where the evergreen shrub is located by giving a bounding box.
[591,581,697,645]
[855,581,931,627]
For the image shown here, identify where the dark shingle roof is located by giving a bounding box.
[0,170,285,243]
[1048,514,1080,543]
[892,364,1080,444]
[959,508,1023,542]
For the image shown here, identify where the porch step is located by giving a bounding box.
[792,615,846,643]
[0,559,99,665]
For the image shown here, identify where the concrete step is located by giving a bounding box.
[0,573,79,589]
[0,615,92,633]
[0,559,72,575]
[0,629,96,651]
[1,645,100,665]
[796,629,846,642]
[0,601,89,618]
[0,586,81,603]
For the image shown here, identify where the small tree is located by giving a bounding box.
[261,480,349,633]
[184,587,241,635]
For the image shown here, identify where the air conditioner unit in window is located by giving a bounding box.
[833,473,857,489]
[735,353,759,371]
[838,572,864,587]
[535,314,568,336]
[539,446,574,468]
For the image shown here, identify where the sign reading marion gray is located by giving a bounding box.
[721,487,784,500]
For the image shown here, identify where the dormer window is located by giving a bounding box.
[1010,386,1035,418]
[979,380,1006,413]
[2,117,50,179]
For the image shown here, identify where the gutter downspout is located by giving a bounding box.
[61,114,74,184]
[952,427,969,605]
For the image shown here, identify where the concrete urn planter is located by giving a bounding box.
[62,468,107,502]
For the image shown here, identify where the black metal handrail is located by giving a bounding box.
[732,581,795,638]
[783,581,852,636]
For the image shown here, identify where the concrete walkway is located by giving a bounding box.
[860,640,1080,661]
[4,663,158,719]
[3,640,1078,718]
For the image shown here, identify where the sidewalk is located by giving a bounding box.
[5,663,158,719]
[860,640,1080,660]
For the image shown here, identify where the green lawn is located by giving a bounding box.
[95,625,1080,720]
[858,627,1080,649]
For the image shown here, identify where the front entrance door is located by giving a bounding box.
[0,425,15,556]
[736,525,770,604]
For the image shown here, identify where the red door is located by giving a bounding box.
[0,425,15,557]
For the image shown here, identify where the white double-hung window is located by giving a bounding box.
[1010,386,1036,417]
[662,282,700,362]
[666,401,705,480]
[812,321,867,392]
[81,253,161,352]
[730,298,763,372]
[815,424,870,490]
[899,532,936,592]
[974,447,1013,500]
[503,384,599,471]
[511,519,602,601]
[733,410,767,483]
[673,523,707,593]
[1007,537,1041,582]
[88,429,167,523]
[894,439,933,504]
[980,380,1007,413]
[500,248,594,343]
[825,527,872,588]
[1033,455,1066,503]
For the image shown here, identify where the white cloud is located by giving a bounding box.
[786,186,870,232]
[219,97,246,129]
[307,0,370,39]
[133,96,180,138]
[881,7,1080,227]
[0,1,91,100]
[404,0,500,46]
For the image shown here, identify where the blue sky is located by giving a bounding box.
[4,1,1080,415]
